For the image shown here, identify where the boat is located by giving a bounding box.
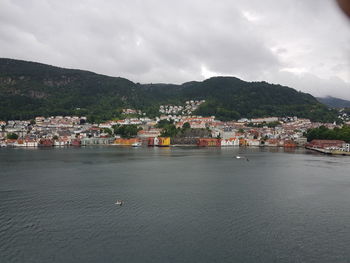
[115,200,124,206]
[132,142,142,147]
[235,155,249,161]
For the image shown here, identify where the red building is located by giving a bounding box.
[306,140,345,149]
[71,139,81,146]
[38,139,53,147]
[197,138,221,147]
[148,137,155,146]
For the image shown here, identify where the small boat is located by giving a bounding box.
[115,200,124,206]
[235,155,249,161]
[132,142,141,147]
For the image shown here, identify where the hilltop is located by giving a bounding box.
[0,58,337,122]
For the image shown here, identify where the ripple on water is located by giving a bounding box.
[1,147,350,263]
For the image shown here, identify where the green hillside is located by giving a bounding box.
[0,58,337,122]
[317,96,350,108]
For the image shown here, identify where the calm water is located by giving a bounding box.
[1,147,350,263]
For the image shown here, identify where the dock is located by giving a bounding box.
[306,146,350,156]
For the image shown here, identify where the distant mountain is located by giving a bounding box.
[317,96,350,108]
[0,58,337,122]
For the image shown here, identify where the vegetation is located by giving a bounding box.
[102,128,113,136]
[0,58,338,123]
[6,133,18,140]
[305,125,350,143]
[157,120,211,138]
[113,125,142,138]
[182,122,191,129]
[317,96,350,108]
[160,124,179,137]
[156,119,174,129]
[342,108,350,115]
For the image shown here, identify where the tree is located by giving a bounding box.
[102,128,113,136]
[305,125,350,142]
[7,133,18,140]
[160,124,179,137]
[182,122,191,129]
[156,119,173,129]
[113,125,142,138]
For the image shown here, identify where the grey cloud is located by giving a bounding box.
[263,71,350,100]
[0,0,349,99]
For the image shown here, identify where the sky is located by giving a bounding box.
[0,0,349,99]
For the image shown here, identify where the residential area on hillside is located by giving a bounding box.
[1,108,349,154]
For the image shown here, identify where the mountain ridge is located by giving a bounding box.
[0,58,337,122]
[317,96,350,108]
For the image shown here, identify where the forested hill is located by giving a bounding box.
[0,58,337,122]
[317,96,350,108]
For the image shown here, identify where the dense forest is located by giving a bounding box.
[0,58,338,122]
[306,125,350,143]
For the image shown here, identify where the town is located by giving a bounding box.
[1,101,350,155]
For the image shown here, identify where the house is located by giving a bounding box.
[265,139,278,147]
[137,129,161,138]
[284,140,297,148]
[306,140,346,149]
[246,139,260,146]
[197,138,221,147]
[221,138,239,146]
[38,139,54,147]
[26,139,38,147]
[14,139,39,147]
[14,139,26,147]
[251,117,278,124]
[81,137,114,145]
[114,138,140,146]
[295,137,307,147]
[158,137,170,146]
[342,143,350,152]
[54,137,70,146]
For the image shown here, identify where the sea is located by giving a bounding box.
[1,146,350,263]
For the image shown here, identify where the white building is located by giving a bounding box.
[221,138,239,146]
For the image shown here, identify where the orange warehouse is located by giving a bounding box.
[284,140,297,148]
[239,138,247,146]
[197,138,221,147]
[114,138,140,146]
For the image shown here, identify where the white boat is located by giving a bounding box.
[235,155,249,161]
[132,142,141,147]
[115,200,124,206]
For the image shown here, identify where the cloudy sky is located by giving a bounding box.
[0,0,349,99]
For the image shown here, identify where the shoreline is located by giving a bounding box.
[305,146,350,156]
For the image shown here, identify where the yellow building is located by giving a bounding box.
[158,137,170,146]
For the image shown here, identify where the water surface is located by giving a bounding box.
[1,147,350,262]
